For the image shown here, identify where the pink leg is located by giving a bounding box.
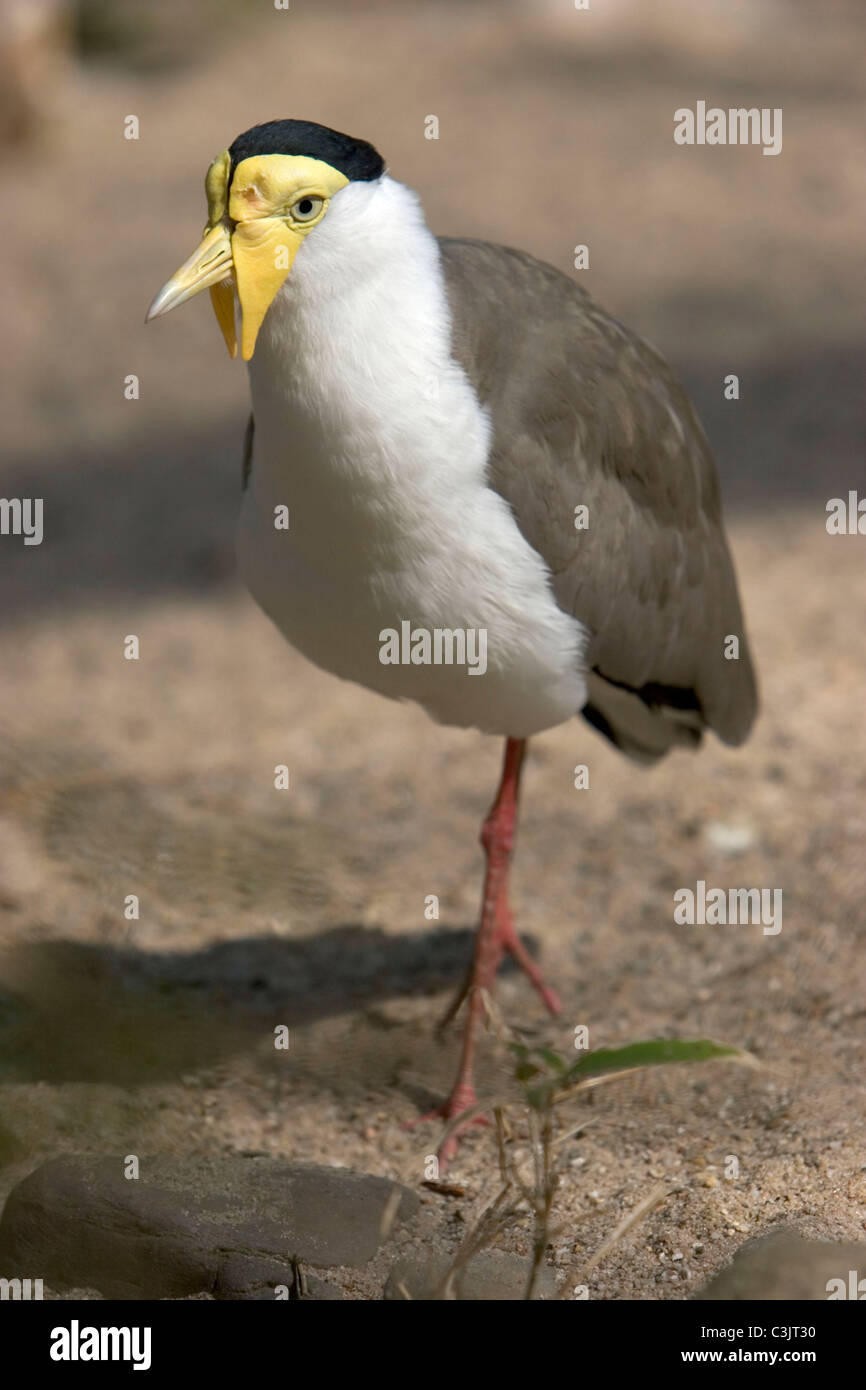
[412,737,562,1167]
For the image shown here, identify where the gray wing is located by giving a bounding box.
[439,237,758,760]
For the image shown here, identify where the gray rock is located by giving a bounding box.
[214,1252,343,1300]
[385,1250,558,1300]
[696,1226,866,1300]
[0,1154,418,1300]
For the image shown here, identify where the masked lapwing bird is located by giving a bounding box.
[147,119,757,1165]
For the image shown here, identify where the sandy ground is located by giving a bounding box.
[1,0,864,1297]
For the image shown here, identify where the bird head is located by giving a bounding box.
[146,119,384,361]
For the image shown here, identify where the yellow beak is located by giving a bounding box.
[145,216,305,362]
[146,223,237,354]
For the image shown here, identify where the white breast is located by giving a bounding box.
[237,177,587,737]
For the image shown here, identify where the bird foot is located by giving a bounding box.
[405,1083,490,1170]
[498,917,563,1016]
[437,915,562,1035]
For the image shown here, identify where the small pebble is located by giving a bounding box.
[704,820,756,855]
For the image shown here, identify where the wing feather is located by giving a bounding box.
[439,237,757,756]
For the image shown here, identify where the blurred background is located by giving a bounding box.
[0,0,864,1297]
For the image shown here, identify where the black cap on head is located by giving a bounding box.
[228,119,385,183]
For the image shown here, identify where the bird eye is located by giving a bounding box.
[291,195,324,222]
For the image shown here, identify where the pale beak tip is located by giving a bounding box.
[145,287,171,323]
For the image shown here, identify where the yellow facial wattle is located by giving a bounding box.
[146,151,349,361]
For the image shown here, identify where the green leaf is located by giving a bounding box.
[515,1061,540,1082]
[562,1037,742,1089]
[509,1042,542,1082]
[536,1047,569,1074]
